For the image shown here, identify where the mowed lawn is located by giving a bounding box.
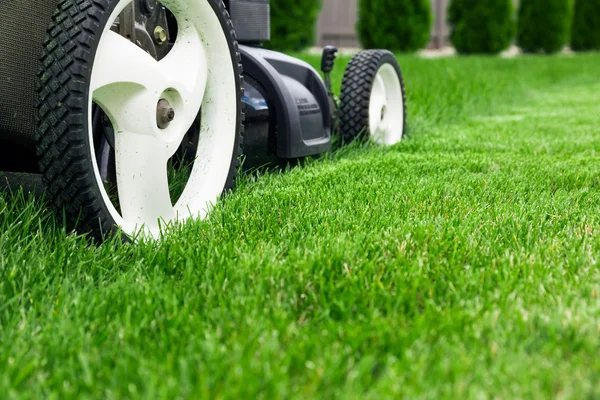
[1,53,600,398]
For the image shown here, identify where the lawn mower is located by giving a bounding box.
[0,0,406,241]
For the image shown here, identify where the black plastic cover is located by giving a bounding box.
[240,45,332,159]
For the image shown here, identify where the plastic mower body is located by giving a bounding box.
[0,0,406,240]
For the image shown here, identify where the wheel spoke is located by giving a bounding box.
[159,24,208,133]
[115,132,174,233]
[373,74,388,108]
[370,74,388,134]
[91,31,163,94]
[87,4,223,236]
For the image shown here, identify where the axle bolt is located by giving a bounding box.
[157,99,175,129]
[154,26,167,45]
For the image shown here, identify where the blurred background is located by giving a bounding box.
[266,0,599,55]
[317,0,450,49]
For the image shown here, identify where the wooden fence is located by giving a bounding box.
[316,0,451,49]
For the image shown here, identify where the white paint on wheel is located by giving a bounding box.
[87,0,238,237]
[369,63,404,145]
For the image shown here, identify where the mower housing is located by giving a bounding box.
[241,46,332,167]
[0,0,57,173]
[0,0,333,175]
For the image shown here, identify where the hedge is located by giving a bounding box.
[448,0,515,54]
[266,0,322,51]
[517,0,573,53]
[358,0,432,52]
[571,0,600,51]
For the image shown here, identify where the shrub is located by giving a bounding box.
[571,0,600,51]
[358,0,432,52]
[266,0,322,51]
[517,0,573,53]
[448,0,515,54]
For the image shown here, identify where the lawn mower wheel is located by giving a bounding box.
[339,50,406,145]
[36,0,243,241]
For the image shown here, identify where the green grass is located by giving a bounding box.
[2,53,600,398]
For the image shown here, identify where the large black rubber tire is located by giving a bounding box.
[35,0,244,241]
[339,50,406,144]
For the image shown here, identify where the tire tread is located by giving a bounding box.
[339,49,406,143]
[36,0,244,242]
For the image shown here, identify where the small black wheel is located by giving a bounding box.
[339,50,406,145]
[36,0,244,241]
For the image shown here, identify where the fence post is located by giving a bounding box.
[432,0,449,49]
[316,0,451,50]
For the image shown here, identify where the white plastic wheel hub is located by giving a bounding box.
[369,63,404,145]
[87,0,238,237]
